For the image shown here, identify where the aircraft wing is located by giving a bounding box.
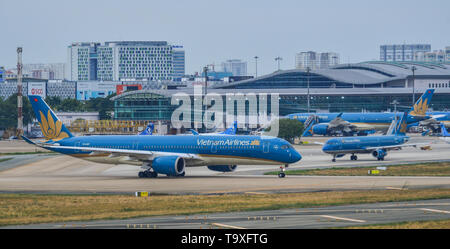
[42,144,204,163]
[364,142,432,151]
[350,123,376,131]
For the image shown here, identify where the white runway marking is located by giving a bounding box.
[211,223,246,229]
[420,208,450,214]
[320,215,366,223]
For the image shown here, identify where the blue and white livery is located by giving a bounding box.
[24,96,302,178]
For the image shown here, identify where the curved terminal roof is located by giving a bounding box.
[212,61,450,89]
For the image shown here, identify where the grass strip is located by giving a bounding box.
[0,151,57,156]
[0,158,13,163]
[265,161,450,176]
[342,219,450,229]
[0,188,449,226]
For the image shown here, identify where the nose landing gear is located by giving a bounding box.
[278,165,287,178]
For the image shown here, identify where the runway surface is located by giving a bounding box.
[0,135,449,195]
[3,198,449,229]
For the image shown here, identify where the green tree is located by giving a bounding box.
[266,118,304,143]
[44,96,62,111]
[0,94,34,130]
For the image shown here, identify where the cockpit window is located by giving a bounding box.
[281,145,289,150]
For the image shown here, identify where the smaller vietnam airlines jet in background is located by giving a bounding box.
[190,121,238,136]
[440,122,450,144]
[321,112,431,162]
[23,96,301,178]
[139,122,154,135]
[290,89,435,137]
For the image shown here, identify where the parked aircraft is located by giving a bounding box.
[23,96,301,178]
[289,89,435,136]
[139,122,154,135]
[321,112,430,162]
[440,122,450,144]
[190,121,238,135]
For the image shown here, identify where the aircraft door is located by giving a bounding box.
[263,141,269,153]
[74,141,81,153]
[211,143,217,153]
[133,141,139,150]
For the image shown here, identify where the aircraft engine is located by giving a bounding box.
[152,156,185,176]
[372,149,387,159]
[312,124,329,135]
[207,165,237,172]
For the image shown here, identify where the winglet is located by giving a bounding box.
[190,129,199,135]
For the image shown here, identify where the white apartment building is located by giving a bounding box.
[295,51,340,70]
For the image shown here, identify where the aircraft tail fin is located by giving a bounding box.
[394,112,408,136]
[441,122,449,137]
[221,121,237,135]
[139,122,154,135]
[409,88,434,117]
[302,115,318,137]
[28,95,74,141]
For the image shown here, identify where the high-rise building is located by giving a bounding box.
[221,59,247,76]
[67,41,179,81]
[295,51,340,70]
[172,46,185,81]
[0,67,5,83]
[380,44,431,62]
[414,46,450,63]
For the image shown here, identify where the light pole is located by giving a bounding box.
[275,56,282,71]
[411,66,417,106]
[254,56,259,78]
[391,99,400,123]
[306,67,311,113]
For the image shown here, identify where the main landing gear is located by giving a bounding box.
[138,170,158,178]
[350,154,358,161]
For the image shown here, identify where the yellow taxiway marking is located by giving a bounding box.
[320,215,366,223]
[211,223,246,229]
[420,208,450,214]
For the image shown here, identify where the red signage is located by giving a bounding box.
[116,84,142,95]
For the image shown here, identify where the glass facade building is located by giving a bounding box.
[111,61,450,125]
[68,41,180,81]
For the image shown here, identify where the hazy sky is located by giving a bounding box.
[1,0,449,76]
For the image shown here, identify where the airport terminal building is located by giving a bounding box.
[111,61,450,124]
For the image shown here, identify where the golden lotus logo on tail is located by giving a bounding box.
[39,110,69,141]
[410,98,428,116]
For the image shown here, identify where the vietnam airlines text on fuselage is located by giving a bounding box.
[50,135,302,166]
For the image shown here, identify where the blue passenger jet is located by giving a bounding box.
[139,122,154,135]
[321,112,430,162]
[190,121,238,135]
[439,122,450,144]
[289,89,435,136]
[23,96,301,178]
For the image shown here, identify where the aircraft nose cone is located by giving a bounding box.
[291,149,302,163]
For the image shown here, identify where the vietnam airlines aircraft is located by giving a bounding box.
[289,89,435,137]
[139,122,154,135]
[321,112,430,162]
[439,122,450,144]
[190,121,238,135]
[23,96,302,178]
